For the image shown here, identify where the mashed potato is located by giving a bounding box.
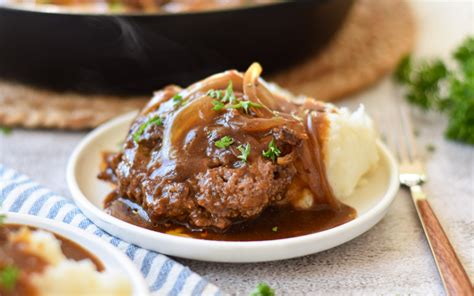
[10,227,65,265]
[9,228,131,296]
[31,260,131,296]
[323,104,379,200]
[267,82,379,201]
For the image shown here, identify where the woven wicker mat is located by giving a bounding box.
[0,0,415,130]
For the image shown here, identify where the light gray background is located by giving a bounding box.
[1,1,472,295]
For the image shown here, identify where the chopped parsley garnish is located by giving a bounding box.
[413,128,420,137]
[212,100,225,111]
[222,80,236,103]
[133,116,163,143]
[0,126,12,135]
[262,139,281,162]
[207,89,223,100]
[237,143,251,163]
[230,100,262,114]
[172,94,185,106]
[249,283,275,296]
[215,136,234,149]
[272,226,278,232]
[0,265,20,291]
[394,36,474,145]
[208,80,261,114]
[426,144,436,153]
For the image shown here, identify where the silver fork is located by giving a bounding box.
[380,106,473,296]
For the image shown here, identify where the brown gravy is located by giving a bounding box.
[99,65,358,240]
[105,194,356,241]
[0,225,103,295]
[5,225,103,271]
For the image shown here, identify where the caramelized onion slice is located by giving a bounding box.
[243,62,262,103]
[277,151,296,165]
[180,70,244,101]
[160,96,215,160]
[240,117,288,132]
[242,63,274,117]
[243,62,302,115]
[238,116,307,141]
[296,111,341,209]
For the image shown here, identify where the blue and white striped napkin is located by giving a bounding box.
[0,164,221,296]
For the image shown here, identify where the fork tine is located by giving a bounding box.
[376,107,401,162]
[395,108,411,164]
[376,99,413,164]
[399,105,418,161]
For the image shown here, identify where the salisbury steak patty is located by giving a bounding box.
[193,159,296,229]
[102,109,301,230]
[121,157,297,230]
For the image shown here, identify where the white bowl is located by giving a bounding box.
[67,111,399,263]
[3,212,149,296]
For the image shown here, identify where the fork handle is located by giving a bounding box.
[410,185,473,295]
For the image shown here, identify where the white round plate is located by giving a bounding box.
[3,212,149,296]
[67,111,399,263]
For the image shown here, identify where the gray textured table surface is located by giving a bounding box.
[1,1,473,295]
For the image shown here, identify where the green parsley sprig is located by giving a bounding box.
[0,265,20,292]
[133,116,163,143]
[0,127,12,135]
[237,143,251,163]
[207,80,237,103]
[230,100,262,114]
[215,136,234,149]
[394,36,474,145]
[222,80,236,104]
[262,139,281,162]
[426,143,436,153]
[172,94,186,107]
[207,89,223,100]
[208,80,262,114]
[249,283,275,296]
[212,100,225,111]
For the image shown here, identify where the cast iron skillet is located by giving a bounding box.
[0,0,354,95]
